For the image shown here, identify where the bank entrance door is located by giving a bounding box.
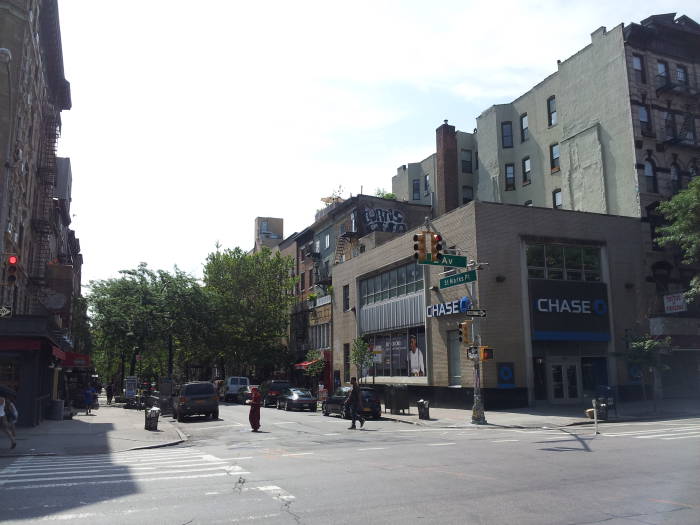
[549,360,581,403]
[447,330,461,386]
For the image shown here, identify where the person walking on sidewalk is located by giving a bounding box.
[0,395,17,449]
[249,387,262,432]
[105,383,114,405]
[84,384,96,415]
[345,377,365,430]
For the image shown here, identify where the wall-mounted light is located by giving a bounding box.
[495,275,506,283]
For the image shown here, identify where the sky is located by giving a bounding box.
[55,0,700,287]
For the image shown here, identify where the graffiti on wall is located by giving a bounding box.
[363,207,407,233]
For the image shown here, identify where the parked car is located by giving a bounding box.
[174,381,219,421]
[236,385,258,404]
[259,380,292,407]
[222,376,250,402]
[276,388,318,411]
[322,386,382,419]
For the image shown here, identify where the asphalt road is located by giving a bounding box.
[1,402,699,524]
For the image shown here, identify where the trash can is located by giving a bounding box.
[391,384,409,415]
[417,399,430,420]
[144,407,160,431]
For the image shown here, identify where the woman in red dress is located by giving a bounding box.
[249,387,262,432]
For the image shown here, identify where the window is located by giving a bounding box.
[524,200,533,207]
[462,185,473,204]
[550,143,560,172]
[547,96,557,126]
[527,243,601,282]
[657,61,669,87]
[308,269,313,288]
[343,344,351,383]
[260,220,269,233]
[505,164,515,191]
[474,151,478,170]
[671,163,681,193]
[300,272,305,290]
[314,239,320,253]
[662,111,676,140]
[360,262,423,306]
[639,105,653,136]
[632,54,646,83]
[412,179,420,200]
[644,160,658,193]
[501,122,513,148]
[342,284,350,311]
[520,113,529,142]
[676,65,688,85]
[324,233,330,249]
[552,189,562,209]
[522,157,531,184]
[461,149,473,173]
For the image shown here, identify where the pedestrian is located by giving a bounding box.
[84,384,96,415]
[0,395,16,449]
[249,387,262,432]
[105,384,114,405]
[345,377,365,430]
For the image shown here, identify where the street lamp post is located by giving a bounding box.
[0,48,14,305]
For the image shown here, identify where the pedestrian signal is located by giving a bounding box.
[479,346,494,361]
[6,255,18,284]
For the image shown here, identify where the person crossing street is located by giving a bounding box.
[345,377,365,430]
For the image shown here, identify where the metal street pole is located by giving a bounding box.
[469,279,487,425]
[0,48,13,307]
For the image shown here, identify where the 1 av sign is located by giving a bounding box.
[420,253,468,268]
[439,270,477,289]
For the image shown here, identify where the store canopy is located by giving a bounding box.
[61,351,92,368]
[294,359,320,370]
[52,346,66,360]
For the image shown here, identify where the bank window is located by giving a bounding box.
[505,164,515,191]
[527,243,601,282]
[547,96,557,126]
[461,149,473,173]
[550,143,560,172]
[632,54,645,83]
[501,122,513,148]
[412,179,420,200]
[520,113,529,142]
[522,157,531,184]
[360,262,422,305]
[397,265,406,295]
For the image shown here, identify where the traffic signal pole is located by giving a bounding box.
[469,279,487,424]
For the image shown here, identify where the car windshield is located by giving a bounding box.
[183,383,214,395]
[292,389,312,396]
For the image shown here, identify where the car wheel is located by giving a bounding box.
[212,410,219,419]
[285,401,291,411]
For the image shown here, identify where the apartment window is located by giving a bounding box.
[260,220,269,233]
[343,344,351,383]
[314,239,320,253]
[308,269,313,288]
[505,164,515,191]
[552,189,562,209]
[547,96,557,126]
[550,143,560,172]
[632,54,646,83]
[662,111,676,140]
[501,122,513,148]
[342,284,350,311]
[412,179,420,200]
[300,272,305,290]
[676,65,688,85]
[324,233,330,249]
[671,163,681,193]
[524,200,533,207]
[639,105,653,136]
[657,61,669,87]
[462,185,473,204]
[522,157,531,184]
[644,160,658,193]
[520,113,529,142]
[526,243,601,282]
[461,149,473,173]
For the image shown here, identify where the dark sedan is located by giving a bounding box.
[322,386,382,419]
[260,380,292,407]
[276,388,318,411]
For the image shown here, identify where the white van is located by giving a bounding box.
[223,376,250,402]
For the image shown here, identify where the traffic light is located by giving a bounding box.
[458,320,472,345]
[6,255,18,285]
[479,346,494,361]
[413,231,428,263]
[429,233,443,262]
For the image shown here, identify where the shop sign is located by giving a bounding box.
[498,363,516,388]
[663,292,687,314]
[426,296,472,318]
[529,281,610,342]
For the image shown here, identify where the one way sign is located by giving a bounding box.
[0,305,12,318]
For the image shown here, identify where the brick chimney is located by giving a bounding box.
[435,120,458,216]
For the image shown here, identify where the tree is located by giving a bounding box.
[303,349,326,394]
[375,188,396,200]
[619,334,671,412]
[350,337,373,383]
[656,177,700,301]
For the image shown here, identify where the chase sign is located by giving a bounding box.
[529,281,610,341]
[426,296,472,318]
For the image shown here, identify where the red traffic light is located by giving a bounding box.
[7,255,17,265]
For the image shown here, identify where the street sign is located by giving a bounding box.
[419,253,468,268]
[439,270,477,289]
[0,305,11,318]
[464,309,487,318]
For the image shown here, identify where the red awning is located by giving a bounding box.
[52,346,66,360]
[62,351,92,368]
[294,359,320,370]
[0,338,43,351]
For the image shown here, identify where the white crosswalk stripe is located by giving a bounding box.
[0,448,249,491]
[602,424,700,441]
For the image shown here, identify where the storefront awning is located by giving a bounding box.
[61,351,92,368]
[294,359,320,370]
[52,346,66,360]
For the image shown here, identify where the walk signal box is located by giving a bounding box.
[479,346,494,361]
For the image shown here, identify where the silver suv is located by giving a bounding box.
[175,382,219,421]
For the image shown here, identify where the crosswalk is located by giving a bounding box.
[0,447,249,491]
[602,423,700,441]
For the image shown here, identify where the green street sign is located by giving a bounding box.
[420,253,468,268]
[439,270,477,289]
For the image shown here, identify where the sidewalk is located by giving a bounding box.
[0,398,186,458]
[380,398,700,429]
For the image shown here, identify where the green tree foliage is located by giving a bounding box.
[304,349,326,378]
[656,177,700,301]
[375,188,396,200]
[203,246,296,376]
[618,334,671,409]
[350,337,373,382]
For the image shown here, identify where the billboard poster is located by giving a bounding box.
[124,376,138,398]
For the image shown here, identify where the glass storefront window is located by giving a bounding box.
[388,269,398,298]
[582,247,601,281]
[365,327,425,378]
[527,243,601,282]
[565,246,583,281]
[546,245,564,280]
[360,262,424,305]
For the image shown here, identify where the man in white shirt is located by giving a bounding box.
[408,336,425,376]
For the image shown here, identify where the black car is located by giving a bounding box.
[322,386,382,419]
[276,388,318,411]
[174,381,219,421]
[259,380,292,407]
